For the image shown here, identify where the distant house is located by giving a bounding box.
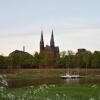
[76,48,86,55]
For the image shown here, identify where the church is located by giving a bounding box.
[40,30,59,59]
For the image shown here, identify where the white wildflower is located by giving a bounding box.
[3,74,7,78]
[56,93,60,97]
[50,84,55,88]
[91,84,97,88]
[89,97,95,100]
[46,97,51,100]
[0,75,3,78]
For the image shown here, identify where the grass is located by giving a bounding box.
[2,84,100,100]
[6,71,63,78]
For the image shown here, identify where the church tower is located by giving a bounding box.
[40,30,44,53]
[50,30,55,48]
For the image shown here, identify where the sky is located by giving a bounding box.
[0,0,100,56]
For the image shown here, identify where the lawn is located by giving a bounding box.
[1,84,100,100]
[6,71,64,78]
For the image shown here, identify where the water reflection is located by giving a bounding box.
[61,77,100,85]
[7,77,61,88]
[7,76,100,88]
[61,78,80,85]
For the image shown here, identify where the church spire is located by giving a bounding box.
[50,29,55,48]
[40,30,44,53]
[40,30,44,44]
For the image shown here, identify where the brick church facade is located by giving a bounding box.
[40,30,59,59]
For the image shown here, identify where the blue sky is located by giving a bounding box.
[0,0,100,55]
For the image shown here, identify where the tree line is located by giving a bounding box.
[0,49,100,69]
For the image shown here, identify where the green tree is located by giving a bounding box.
[33,52,39,67]
[0,55,5,68]
[56,58,66,68]
[55,53,66,68]
[66,50,75,68]
[9,50,34,68]
[39,52,51,67]
[75,52,85,68]
[91,51,100,68]
[82,51,92,68]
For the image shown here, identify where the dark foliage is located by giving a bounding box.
[0,50,100,69]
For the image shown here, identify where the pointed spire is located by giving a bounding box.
[40,30,44,44]
[51,29,54,41]
[50,29,55,48]
[40,30,44,53]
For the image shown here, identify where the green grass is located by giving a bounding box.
[6,71,64,78]
[2,84,100,100]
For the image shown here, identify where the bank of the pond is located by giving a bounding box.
[6,71,63,78]
[4,70,100,88]
[1,68,100,73]
[2,68,100,79]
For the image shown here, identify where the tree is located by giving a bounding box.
[75,52,85,68]
[55,53,66,68]
[91,51,100,68]
[82,51,92,68]
[60,51,66,58]
[9,50,34,68]
[66,50,75,68]
[0,55,5,68]
[33,52,39,67]
[39,52,51,67]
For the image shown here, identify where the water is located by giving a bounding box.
[7,76,100,88]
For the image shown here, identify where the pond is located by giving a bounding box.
[7,76,100,88]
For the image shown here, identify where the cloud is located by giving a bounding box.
[0,25,41,38]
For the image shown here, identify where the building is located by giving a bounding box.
[40,30,59,59]
[76,48,86,56]
[77,48,86,54]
